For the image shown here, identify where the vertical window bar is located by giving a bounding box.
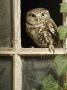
[63,0,67,83]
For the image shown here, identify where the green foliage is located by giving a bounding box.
[41,75,62,90]
[41,74,67,90]
[58,26,67,40]
[58,3,67,40]
[64,82,67,89]
[54,55,67,76]
[40,2,67,89]
[41,55,67,90]
[60,3,67,13]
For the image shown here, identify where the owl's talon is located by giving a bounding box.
[49,45,55,53]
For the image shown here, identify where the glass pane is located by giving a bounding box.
[22,55,67,90]
[0,56,13,90]
[21,0,63,48]
[0,0,12,47]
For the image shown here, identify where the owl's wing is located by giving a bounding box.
[48,20,59,41]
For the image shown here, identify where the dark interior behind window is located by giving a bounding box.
[21,0,62,47]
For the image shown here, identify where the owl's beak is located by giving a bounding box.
[37,17,40,24]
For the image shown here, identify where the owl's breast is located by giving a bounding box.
[26,24,47,38]
[26,25,50,47]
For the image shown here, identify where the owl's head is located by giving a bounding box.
[26,8,50,26]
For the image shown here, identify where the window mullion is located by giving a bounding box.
[62,0,67,84]
[63,0,67,52]
[12,1,22,90]
[13,0,21,50]
[13,54,22,90]
[21,48,66,55]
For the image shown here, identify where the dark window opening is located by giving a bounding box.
[21,0,62,48]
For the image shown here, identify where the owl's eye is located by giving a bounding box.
[31,14,36,18]
[42,13,45,16]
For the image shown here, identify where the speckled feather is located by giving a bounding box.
[26,8,59,52]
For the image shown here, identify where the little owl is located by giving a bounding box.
[26,8,59,53]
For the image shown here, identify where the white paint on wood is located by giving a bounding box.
[63,0,67,83]
[20,48,66,55]
[13,0,21,49]
[13,54,22,90]
[62,0,67,51]
[12,0,22,90]
[0,48,66,55]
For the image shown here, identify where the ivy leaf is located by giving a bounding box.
[57,26,67,40]
[60,3,67,13]
[41,75,62,90]
[64,82,67,89]
[54,55,67,76]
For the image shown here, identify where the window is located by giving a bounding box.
[0,0,67,90]
[21,0,63,48]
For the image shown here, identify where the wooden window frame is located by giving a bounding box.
[0,0,67,90]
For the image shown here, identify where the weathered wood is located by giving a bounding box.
[13,0,21,49]
[0,48,66,55]
[20,48,66,55]
[62,0,67,84]
[13,54,22,90]
[12,0,22,90]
